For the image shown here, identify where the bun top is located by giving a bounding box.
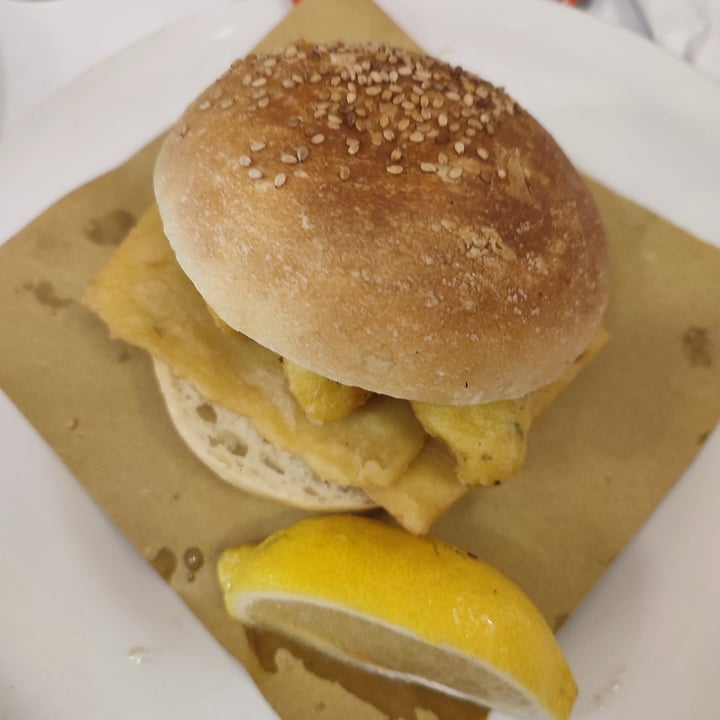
[154,41,608,405]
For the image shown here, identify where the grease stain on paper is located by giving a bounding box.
[183,546,205,582]
[85,209,136,246]
[150,546,177,582]
[23,280,73,311]
[682,326,712,367]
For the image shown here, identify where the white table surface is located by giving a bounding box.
[0,0,651,142]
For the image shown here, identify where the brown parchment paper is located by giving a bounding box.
[1,0,719,717]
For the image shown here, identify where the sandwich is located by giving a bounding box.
[84,41,609,534]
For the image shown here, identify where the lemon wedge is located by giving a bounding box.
[218,516,577,720]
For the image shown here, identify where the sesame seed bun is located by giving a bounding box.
[154,42,608,405]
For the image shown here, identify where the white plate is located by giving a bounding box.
[1,1,719,718]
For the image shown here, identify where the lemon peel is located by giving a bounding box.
[218,515,576,720]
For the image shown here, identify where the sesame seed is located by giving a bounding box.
[383,129,396,142]
[274,173,287,188]
[445,91,461,101]
[292,73,303,84]
[390,148,402,161]
[480,170,492,184]
[448,167,464,180]
[438,113,448,127]
[437,152,449,165]
[310,73,322,83]
[463,93,474,106]
[199,101,211,111]
[401,100,415,111]
[365,86,382,96]
[468,118,484,130]
[281,154,298,164]
[379,114,389,128]
[386,164,403,175]
[311,134,325,145]
[327,120,342,130]
[347,81,357,93]
[242,74,252,86]
[220,98,233,109]
[251,77,267,88]
[397,65,412,76]
[282,79,296,89]
[250,141,266,152]
[239,155,252,167]
[257,97,269,108]
[476,147,490,160]
[339,166,350,181]
[480,112,491,124]
[497,168,507,179]
[285,45,298,58]
[398,118,411,132]
[313,109,327,119]
[409,131,424,143]
[432,97,445,109]
[347,92,357,104]
[420,162,437,173]
[347,143,360,156]
[296,146,309,162]
[328,114,342,125]
[454,141,465,155]
[420,95,429,109]
[248,168,263,180]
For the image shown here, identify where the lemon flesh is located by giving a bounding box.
[218,516,577,720]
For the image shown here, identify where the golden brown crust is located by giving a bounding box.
[154,42,608,404]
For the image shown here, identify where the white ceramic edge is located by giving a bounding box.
[1,1,718,717]
[0,393,279,720]
[0,3,288,718]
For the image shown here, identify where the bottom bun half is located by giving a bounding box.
[153,359,376,512]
